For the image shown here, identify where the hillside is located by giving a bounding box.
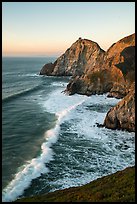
[15,166,135,202]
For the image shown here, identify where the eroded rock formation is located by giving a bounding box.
[40,33,135,132]
[65,33,135,96]
[40,62,56,75]
[40,37,105,76]
[107,44,135,98]
[103,83,135,132]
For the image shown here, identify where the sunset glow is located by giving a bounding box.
[2,2,135,57]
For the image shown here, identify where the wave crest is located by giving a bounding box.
[2,85,41,103]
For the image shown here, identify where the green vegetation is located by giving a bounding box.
[15,166,135,202]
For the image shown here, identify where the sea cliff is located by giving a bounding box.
[40,33,135,132]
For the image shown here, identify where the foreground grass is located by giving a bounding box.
[15,166,135,202]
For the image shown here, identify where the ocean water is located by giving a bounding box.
[2,57,135,202]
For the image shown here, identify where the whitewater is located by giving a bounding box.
[2,83,135,202]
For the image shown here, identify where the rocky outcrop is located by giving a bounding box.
[106,34,135,63]
[40,34,135,97]
[40,62,56,75]
[107,45,135,98]
[40,37,105,76]
[66,68,116,96]
[101,40,135,132]
[115,45,135,83]
[40,33,135,132]
[107,82,128,99]
[103,83,135,132]
[65,33,135,96]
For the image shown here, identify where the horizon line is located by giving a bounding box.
[2,55,58,58]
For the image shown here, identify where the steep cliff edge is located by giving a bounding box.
[102,42,135,132]
[40,34,135,95]
[40,34,135,97]
[64,34,135,132]
[103,82,135,132]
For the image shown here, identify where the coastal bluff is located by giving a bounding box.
[64,33,135,96]
[40,34,135,132]
[15,166,135,202]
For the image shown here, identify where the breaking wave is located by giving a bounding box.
[2,91,86,202]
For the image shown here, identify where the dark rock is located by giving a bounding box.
[65,76,87,95]
[103,83,135,132]
[115,46,135,83]
[40,62,55,75]
[107,83,128,99]
[107,46,135,99]
[96,123,105,128]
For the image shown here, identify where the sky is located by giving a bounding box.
[2,2,135,57]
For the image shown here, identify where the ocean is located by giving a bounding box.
[2,57,135,202]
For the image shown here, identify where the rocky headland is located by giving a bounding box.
[40,37,105,77]
[40,33,135,132]
[16,34,135,202]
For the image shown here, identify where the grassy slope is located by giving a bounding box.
[15,166,135,202]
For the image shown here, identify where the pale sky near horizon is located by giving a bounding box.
[2,2,135,57]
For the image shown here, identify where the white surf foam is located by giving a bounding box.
[46,94,135,192]
[41,88,88,114]
[2,90,87,202]
[3,89,134,202]
[2,148,51,202]
[18,73,39,77]
[51,81,68,87]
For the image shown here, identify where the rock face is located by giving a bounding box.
[107,45,135,98]
[40,33,135,132]
[40,37,105,76]
[103,83,135,132]
[40,62,56,75]
[65,33,135,96]
[115,45,135,83]
[40,34,135,97]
